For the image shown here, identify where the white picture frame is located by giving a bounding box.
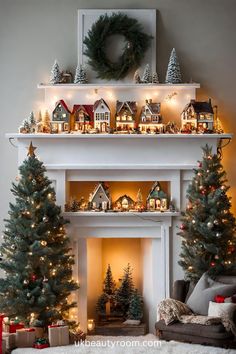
[78,9,157,83]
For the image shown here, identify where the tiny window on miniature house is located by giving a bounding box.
[199,114,206,120]
[116,116,120,121]
[127,116,132,121]
[105,112,109,119]
[205,114,213,120]
[62,113,66,118]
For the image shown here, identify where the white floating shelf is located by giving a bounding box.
[38,83,200,90]
[63,211,180,217]
[6,133,232,139]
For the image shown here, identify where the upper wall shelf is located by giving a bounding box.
[37,83,200,90]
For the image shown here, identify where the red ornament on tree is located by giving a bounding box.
[31,274,37,282]
[210,262,215,267]
[198,162,202,168]
[180,224,186,230]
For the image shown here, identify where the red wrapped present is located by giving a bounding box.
[214,295,226,303]
[33,337,49,349]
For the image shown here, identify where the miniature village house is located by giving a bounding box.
[72,104,93,132]
[89,182,111,211]
[146,182,168,211]
[139,99,164,133]
[51,100,71,133]
[114,194,135,211]
[181,98,214,133]
[115,101,137,132]
[93,98,111,132]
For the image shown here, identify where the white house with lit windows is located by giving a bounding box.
[93,98,110,132]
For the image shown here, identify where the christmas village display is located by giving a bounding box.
[65,182,172,213]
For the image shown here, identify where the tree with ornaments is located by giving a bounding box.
[50,60,61,84]
[165,48,182,84]
[0,142,79,326]
[178,145,236,282]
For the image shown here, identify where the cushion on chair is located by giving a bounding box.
[186,273,236,315]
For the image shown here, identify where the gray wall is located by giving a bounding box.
[1,0,236,260]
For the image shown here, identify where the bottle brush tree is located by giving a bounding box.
[165,48,182,84]
[97,264,116,314]
[115,263,134,316]
[128,289,143,321]
[0,142,79,326]
[178,145,236,282]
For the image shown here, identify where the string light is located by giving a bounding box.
[40,240,47,246]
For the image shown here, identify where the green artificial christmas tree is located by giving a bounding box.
[115,263,134,316]
[103,264,116,295]
[96,264,116,314]
[127,289,143,321]
[165,48,182,84]
[178,145,236,282]
[0,142,79,326]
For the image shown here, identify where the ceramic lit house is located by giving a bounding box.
[72,104,93,132]
[51,100,71,133]
[93,98,111,132]
[139,99,164,133]
[89,182,111,211]
[181,99,214,133]
[146,182,168,211]
[114,194,135,211]
[115,100,137,132]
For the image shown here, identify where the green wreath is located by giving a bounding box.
[83,12,153,81]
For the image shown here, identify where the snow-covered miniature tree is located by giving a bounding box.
[74,65,87,84]
[133,70,141,84]
[127,289,143,320]
[141,64,152,83]
[19,119,30,133]
[152,72,159,84]
[165,48,182,84]
[50,60,61,84]
[28,112,36,133]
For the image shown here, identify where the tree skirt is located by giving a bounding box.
[12,335,236,354]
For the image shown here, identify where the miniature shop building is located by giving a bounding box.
[181,99,214,132]
[51,100,71,133]
[89,183,111,210]
[93,99,111,132]
[72,104,93,132]
[139,99,164,133]
[146,182,168,211]
[114,194,135,211]
[115,101,137,131]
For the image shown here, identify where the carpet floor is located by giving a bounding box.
[12,334,236,354]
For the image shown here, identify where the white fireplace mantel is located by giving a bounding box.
[6,132,232,333]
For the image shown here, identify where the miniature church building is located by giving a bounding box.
[114,194,135,211]
[115,101,137,132]
[139,99,164,133]
[89,182,111,211]
[146,182,168,211]
[71,104,93,132]
[51,100,71,133]
[93,98,111,132]
[181,98,214,133]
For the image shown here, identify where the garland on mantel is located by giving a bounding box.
[83,12,153,81]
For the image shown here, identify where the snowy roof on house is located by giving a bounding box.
[54,100,71,113]
[141,102,161,115]
[93,98,110,111]
[115,194,135,204]
[147,182,162,200]
[183,100,214,114]
[72,104,94,117]
[116,101,137,115]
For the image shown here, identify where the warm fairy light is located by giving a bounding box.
[31,224,35,228]
[87,319,95,331]
[40,240,47,246]
[28,252,33,256]
[47,193,52,199]
[188,266,193,270]
[40,256,45,261]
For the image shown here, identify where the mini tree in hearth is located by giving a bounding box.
[0,142,79,326]
[96,264,116,315]
[178,145,236,282]
[115,263,134,317]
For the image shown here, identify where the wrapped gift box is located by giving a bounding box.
[48,325,69,347]
[3,322,24,333]
[2,332,16,349]
[33,338,50,349]
[16,328,36,348]
[2,338,6,354]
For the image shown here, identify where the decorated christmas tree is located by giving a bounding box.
[0,142,79,325]
[74,65,87,84]
[115,263,134,316]
[178,145,236,282]
[141,64,152,83]
[50,60,61,84]
[165,48,182,84]
[127,289,143,320]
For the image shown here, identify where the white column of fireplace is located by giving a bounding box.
[6,133,229,333]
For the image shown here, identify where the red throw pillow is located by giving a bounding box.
[214,295,226,303]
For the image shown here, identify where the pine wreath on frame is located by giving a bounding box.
[83,12,153,81]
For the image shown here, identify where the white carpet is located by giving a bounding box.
[12,334,236,354]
